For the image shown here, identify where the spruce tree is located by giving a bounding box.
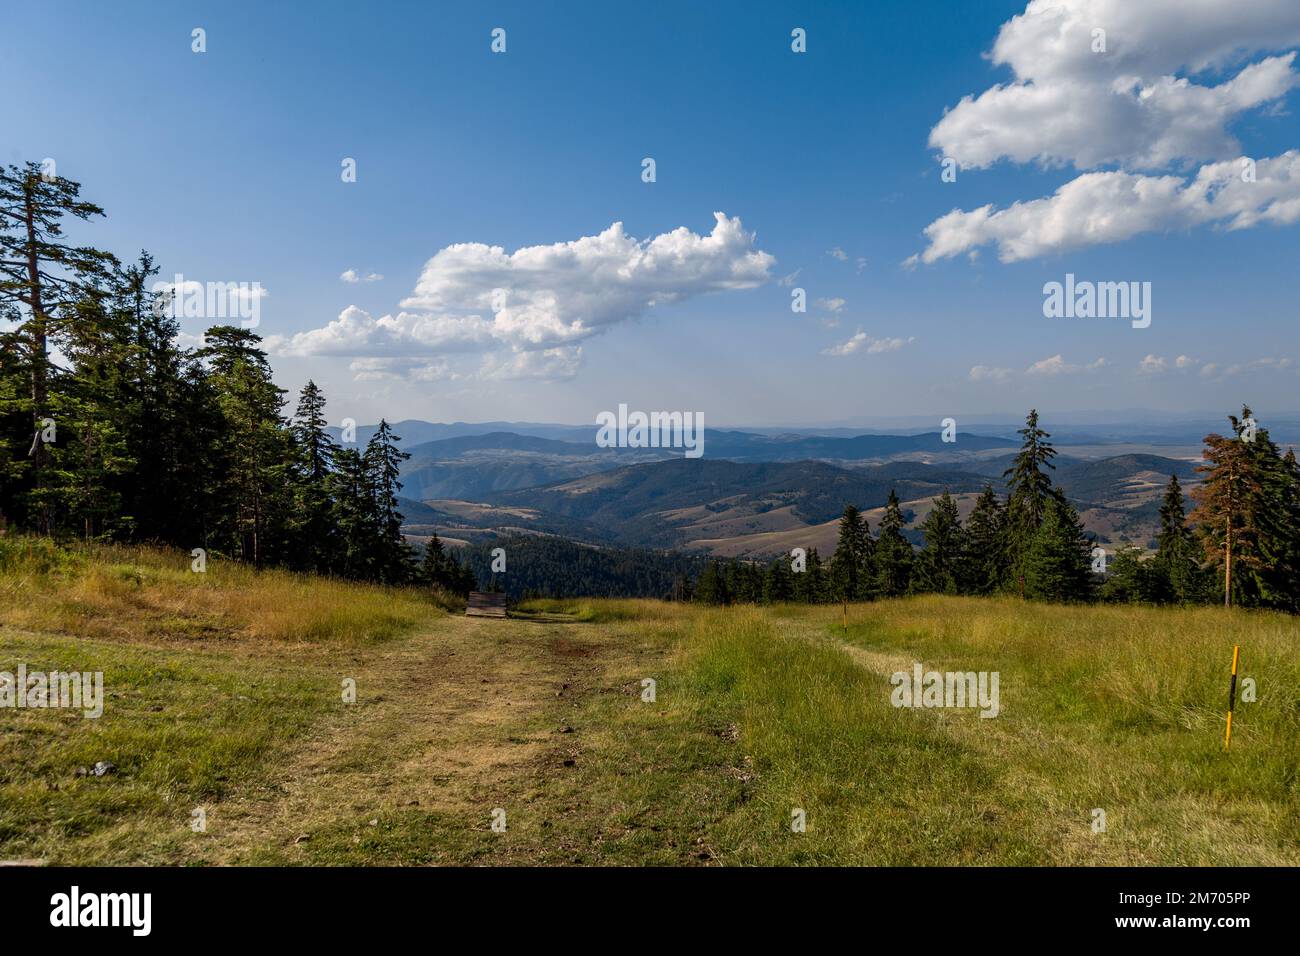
[874,489,913,597]
[961,484,1007,595]
[1151,473,1208,603]
[696,560,731,605]
[1098,546,1153,603]
[830,503,874,600]
[364,419,416,585]
[331,445,379,579]
[1004,409,1057,584]
[47,290,135,539]
[198,326,294,567]
[913,490,962,594]
[763,556,794,603]
[1021,492,1094,602]
[794,546,827,603]
[290,380,337,573]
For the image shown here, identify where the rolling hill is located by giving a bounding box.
[401,452,1204,557]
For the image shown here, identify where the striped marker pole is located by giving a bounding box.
[1224,645,1240,751]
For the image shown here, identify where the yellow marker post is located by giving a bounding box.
[1224,645,1240,751]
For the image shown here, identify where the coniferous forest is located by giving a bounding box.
[0,162,469,591]
[4,163,1298,612]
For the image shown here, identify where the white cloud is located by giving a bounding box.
[930,0,1300,172]
[268,305,494,357]
[917,2,1300,264]
[915,150,1300,262]
[1175,354,1197,368]
[1026,354,1106,375]
[816,297,846,313]
[827,247,848,261]
[778,269,802,287]
[1027,354,1069,375]
[271,214,772,380]
[1140,354,1168,373]
[969,365,1012,382]
[340,269,384,284]
[397,212,772,352]
[822,330,914,356]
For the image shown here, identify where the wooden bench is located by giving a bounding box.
[466,591,508,618]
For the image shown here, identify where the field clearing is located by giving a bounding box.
[1,541,1296,866]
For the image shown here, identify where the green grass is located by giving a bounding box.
[1,539,1296,865]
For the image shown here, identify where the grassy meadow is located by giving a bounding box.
[1,538,1296,865]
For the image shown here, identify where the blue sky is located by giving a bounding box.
[6,0,1300,428]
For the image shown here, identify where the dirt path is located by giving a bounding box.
[192,614,649,864]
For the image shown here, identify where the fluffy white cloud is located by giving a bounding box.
[931,0,1300,171]
[272,214,771,380]
[269,305,494,357]
[822,330,914,356]
[916,1,1300,264]
[340,269,383,283]
[816,297,846,313]
[1139,354,1168,373]
[398,212,772,351]
[913,150,1300,262]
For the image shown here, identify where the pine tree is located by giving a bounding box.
[331,446,379,579]
[1192,408,1300,610]
[913,490,962,594]
[290,381,337,573]
[830,504,875,600]
[198,326,294,568]
[874,489,913,597]
[1022,492,1094,602]
[806,546,827,603]
[115,253,222,548]
[1004,409,1057,583]
[364,419,416,585]
[793,546,827,603]
[696,559,731,605]
[46,290,135,539]
[0,163,118,532]
[1151,473,1208,603]
[1191,410,1262,608]
[1099,546,1154,603]
[763,556,794,603]
[961,484,1007,595]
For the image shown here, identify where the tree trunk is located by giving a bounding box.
[1223,523,1232,608]
[23,178,51,533]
